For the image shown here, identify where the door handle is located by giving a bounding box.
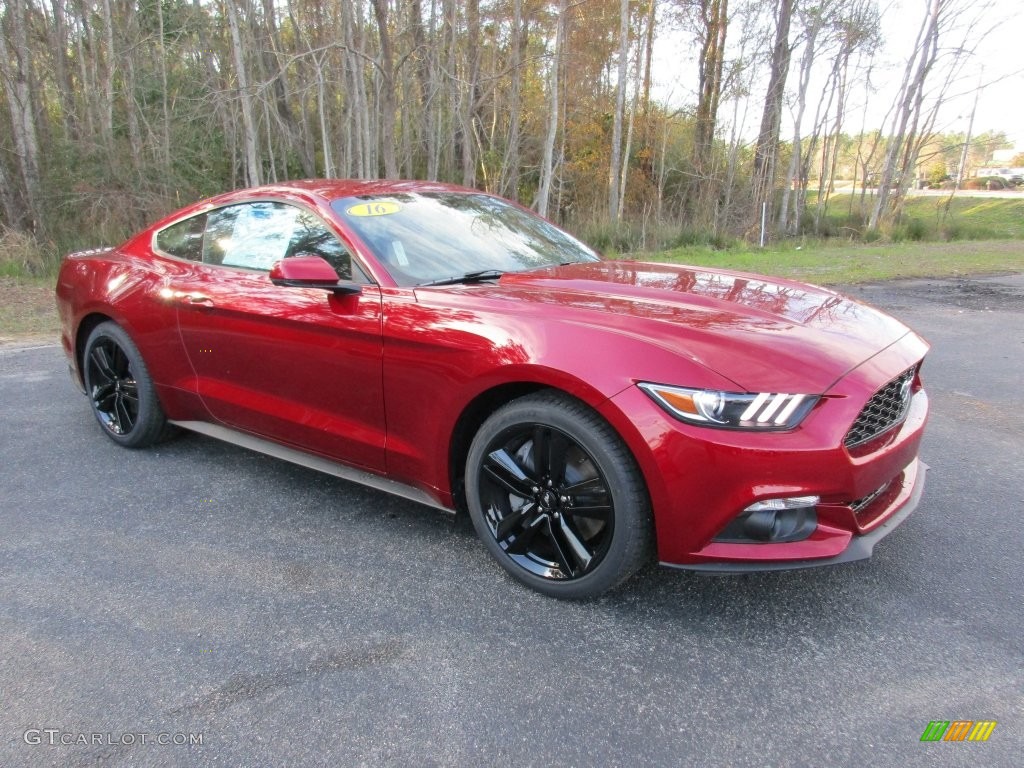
[162,289,214,307]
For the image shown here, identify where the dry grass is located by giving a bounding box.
[0,226,53,277]
[0,276,60,344]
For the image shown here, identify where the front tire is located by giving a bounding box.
[465,391,653,598]
[83,321,171,448]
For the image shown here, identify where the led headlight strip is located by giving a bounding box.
[637,383,819,431]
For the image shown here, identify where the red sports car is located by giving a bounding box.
[56,180,929,598]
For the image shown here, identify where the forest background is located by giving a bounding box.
[1,0,1022,274]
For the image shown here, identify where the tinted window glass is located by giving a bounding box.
[202,202,368,282]
[204,202,294,270]
[155,213,206,261]
[288,209,367,283]
[330,193,599,286]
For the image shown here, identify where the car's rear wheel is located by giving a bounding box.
[83,322,171,448]
[465,392,653,598]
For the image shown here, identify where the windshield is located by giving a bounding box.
[330,192,600,286]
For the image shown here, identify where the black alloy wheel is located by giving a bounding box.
[83,322,172,448]
[466,392,653,598]
[86,336,138,435]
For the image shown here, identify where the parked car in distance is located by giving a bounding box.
[987,168,1024,185]
[56,180,930,598]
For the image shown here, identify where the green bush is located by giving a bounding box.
[671,228,736,250]
[962,177,1008,191]
[890,218,929,242]
[579,222,737,256]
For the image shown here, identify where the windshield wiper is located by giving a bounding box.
[419,269,505,287]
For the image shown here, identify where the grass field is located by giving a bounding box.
[900,196,1024,239]
[816,193,1024,241]
[640,239,1024,284]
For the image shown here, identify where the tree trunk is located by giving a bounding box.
[0,0,43,232]
[608,0,629,222]
[690,0,728,221]
[156,0,173,172]
[262,0,314,177]
[750,0,794,233]
[424,0,442,180]
[372,0,400,179]
[500,0,525,197]
[98,0,116,152]
[868,0,940,230]
[0,155,18,227]
[226,0,262,186]
[618,32,645,221]
[461,0,481,186]
[536,0,567,217]
[778,15,820,235]
[123,35,143,174]
[641,0,656,119]
[815,48,851,232]
[48,0,75,139]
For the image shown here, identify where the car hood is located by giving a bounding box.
[451,260,914,393]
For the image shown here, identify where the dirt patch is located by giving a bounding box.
[847,273,1024,313]
[0,277,60,345]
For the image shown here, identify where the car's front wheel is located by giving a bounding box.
[83,321,171,448]
[465,392,653,598]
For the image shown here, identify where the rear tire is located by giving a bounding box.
[465,391,653,599]
[83,322,172,448]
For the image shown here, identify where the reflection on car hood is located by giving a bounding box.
[473,260,912,392]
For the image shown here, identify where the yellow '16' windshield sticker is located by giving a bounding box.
[346,201,402,217]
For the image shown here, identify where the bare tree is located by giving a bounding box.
[372,0,400,179]
[461,0,481,186]
[608,0,630,222]
[499,0,526,197]
[226,0,261,186]
[750,0,794,232]
[688,0,729,221]
[537,0,568,218]
[0,0,42,231]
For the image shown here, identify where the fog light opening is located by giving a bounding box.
[714,496,820,544]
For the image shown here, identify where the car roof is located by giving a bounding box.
[226,178,478,203]
[133,179,491,250]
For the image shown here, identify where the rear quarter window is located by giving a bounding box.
[155,214,207,262]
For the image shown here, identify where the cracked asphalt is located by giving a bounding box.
[1,274,1021,766]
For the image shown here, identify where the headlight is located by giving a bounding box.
[637,383,819,430]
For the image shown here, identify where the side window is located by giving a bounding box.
[288,209,369,283]
[200,201,369,282]
[203,202,295,271]
[155,213,206,262]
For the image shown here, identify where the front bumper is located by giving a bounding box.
[601,336,930,571]
[663,458,927,572]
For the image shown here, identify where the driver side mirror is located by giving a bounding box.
[269,255,361,295]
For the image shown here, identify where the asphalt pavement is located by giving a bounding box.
[1,274,1022,767]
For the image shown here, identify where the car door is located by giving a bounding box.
[168,200,386,472]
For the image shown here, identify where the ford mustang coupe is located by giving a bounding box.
[56,180,929,598]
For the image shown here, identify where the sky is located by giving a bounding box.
[884,0,1024,151]
[651,0,1024,154]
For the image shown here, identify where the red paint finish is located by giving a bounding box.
[56,180,931,570]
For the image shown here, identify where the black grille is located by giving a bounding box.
[844,367,916,449]
[850,481,890,513]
